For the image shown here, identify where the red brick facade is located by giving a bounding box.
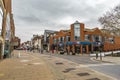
[49,21,120,54]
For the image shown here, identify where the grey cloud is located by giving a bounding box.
[12,0,120,42]
[18,15,40,23]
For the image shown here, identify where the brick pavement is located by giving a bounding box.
[0,50,55,80]
[33,53,115,80]
[0,50,116,80]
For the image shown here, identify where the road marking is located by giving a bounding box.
[76,63,115,68]
[86,63,115,67]
[32,62,43,65]
[20,59,30,62]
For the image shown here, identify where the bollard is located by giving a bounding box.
[17,51,21,58]
[96,51,98,59]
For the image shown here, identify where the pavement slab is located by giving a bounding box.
[0,50,117,80]
[38,53,115,80]
[0,50,55,80]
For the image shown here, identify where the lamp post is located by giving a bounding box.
[99,46,102,61]
[98,42,103,61]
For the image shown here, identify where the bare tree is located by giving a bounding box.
[99,4,120,36]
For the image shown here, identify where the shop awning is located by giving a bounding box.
[58,42,64,46]
[66,41,96,45]
[66,42,73,45]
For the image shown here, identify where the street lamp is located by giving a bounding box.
[98,42,103,61]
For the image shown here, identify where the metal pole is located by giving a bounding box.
[100,47,102,61]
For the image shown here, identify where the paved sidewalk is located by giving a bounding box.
[0,50,116,80]
[36,53,115,80]
[0,50,55,80]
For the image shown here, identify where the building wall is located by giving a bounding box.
[70,23,85,42]
[70,24,74,41]
[114,36,120,44]
[49,21,120,54]
[80,23,85,41]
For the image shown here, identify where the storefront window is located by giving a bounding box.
[99,36,102,42]
[59,37,64,42]
[58,37,60,42]
[53,39,57,43]
[62,37,64,42]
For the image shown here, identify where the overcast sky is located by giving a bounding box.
[12,0,120,42]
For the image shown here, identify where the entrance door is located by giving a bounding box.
[89,44,92,53]
[82,45,86,54]
[75,45,80,54]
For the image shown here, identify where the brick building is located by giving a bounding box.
[49,21,120,55]
[13,36,21,49]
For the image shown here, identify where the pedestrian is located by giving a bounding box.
[83,48,85,53]
[51,44,54,54]
[66,47,68,55]
[52,49,54,54]
[33,46,35,53]
[41,49,43,54]
[38,47,41,53]
[96,51,98,59]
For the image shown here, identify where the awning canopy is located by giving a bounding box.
[58,42,64,47]
[66,41,96,45]
[66,42,73,45]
